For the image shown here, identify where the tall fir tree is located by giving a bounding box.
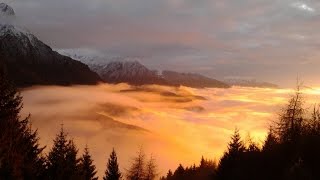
[217,128,245,179]
[79,145,98,180]
[226,128,245,156]
[104,148,121,180]
[277,86,305,143]
[47,126,80,180]
[126,147,146,180]
[0,66,45,179]
[144,155,157,180]
[263,126,278,152]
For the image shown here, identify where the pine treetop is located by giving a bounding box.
[79,145,98,180]
[104,148,121,180]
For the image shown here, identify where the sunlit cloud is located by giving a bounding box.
[21,84,318,177]
[291,2,315,12]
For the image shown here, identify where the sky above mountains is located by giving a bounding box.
[9,0,320,86]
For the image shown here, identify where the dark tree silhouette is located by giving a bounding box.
[144,155,157,180]
[263,126,278,152]
[308,105,320,135]
[104,148,121,180]
[277,86,305,143]
[46,126,80,180]
[172,164,185,179]
[79,145,98,180]
[0,67,45,179]
[216,128,245,179]
[161,156,217,180]
[126,147,146,180]
[245,134,260,153]
[165,170,173,180]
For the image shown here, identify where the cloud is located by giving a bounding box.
[20,84,304,177]
[292,2,315,12]
[97,102,140,117]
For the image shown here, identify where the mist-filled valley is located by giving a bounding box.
[20,84,318,177]
[3,0,320,179]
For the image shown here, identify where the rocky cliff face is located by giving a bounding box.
[0,3,101,87]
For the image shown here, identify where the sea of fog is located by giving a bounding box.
[20,84,320,177]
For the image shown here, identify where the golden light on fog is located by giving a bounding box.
[20,84,320,177]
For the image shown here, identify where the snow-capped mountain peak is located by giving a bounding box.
[0,24,36,42]
[0,3,38,49]
[0,4,101,87]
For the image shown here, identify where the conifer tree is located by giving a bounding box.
[103,148,121,180]
[277,86,305,143]
[0,67,45,179]
[263,126,278,151]
[200,156,206,168]
[227,128,245,156]
[144,155,157,180]
[166,170,173,180]
[245,134,260,153]
[173,164,185,179]
[79,145,98,180]
[217,128,245,179]
[126,147,146,180]
[47,126,80,180]
[309,105,320,135]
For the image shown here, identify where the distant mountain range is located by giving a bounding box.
[59,50,231,88]
[60,49,278,89]
[91,61,169,86]
[0,3,101,87]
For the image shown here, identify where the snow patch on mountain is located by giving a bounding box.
[0,3,38,48]
[0,24,38,45]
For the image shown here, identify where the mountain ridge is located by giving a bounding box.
[0,3,102,87]
[58,50,230,88]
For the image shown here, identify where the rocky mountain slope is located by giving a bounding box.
[0,3,101,87]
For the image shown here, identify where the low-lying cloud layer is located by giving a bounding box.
[20,84,316,177]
